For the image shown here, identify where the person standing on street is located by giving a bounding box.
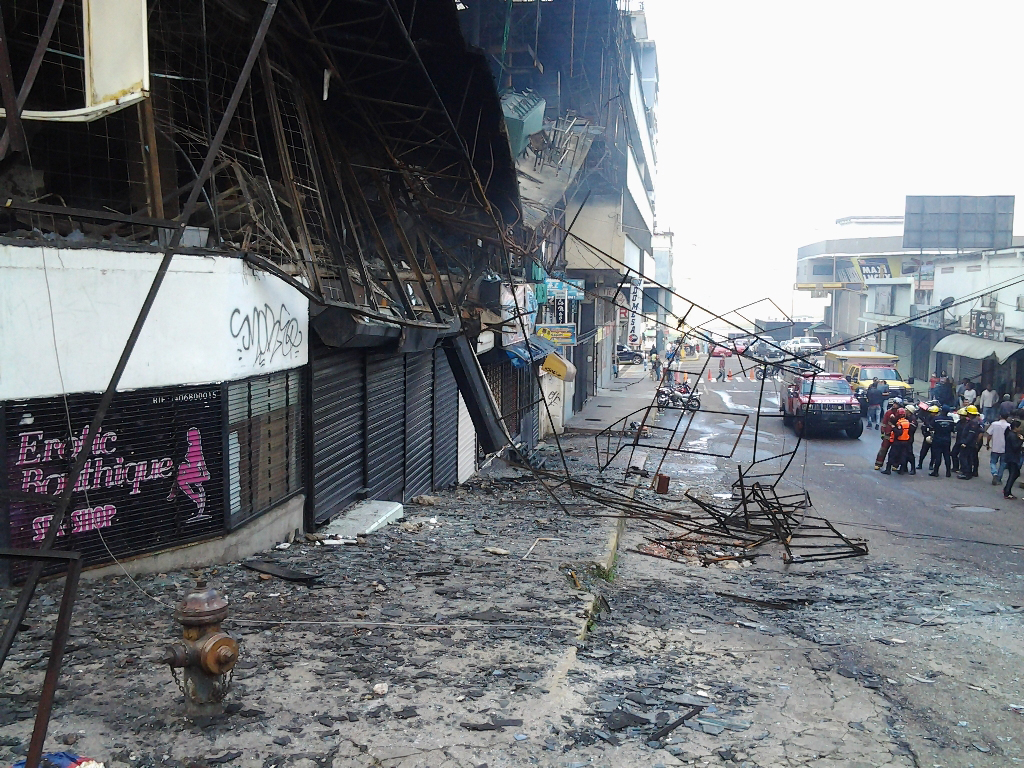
[934,375,956,409]
[999,393,1016,421]
[929,406,955,477]
[881,408,913,475]
[875,399,903,470]
[918,404,939,469]
[961,380,977,408]
[716,356,726,382]
[980,384,999,426]
[986,412,1011,486]
[957,406,983,479]
[1002,420,1023,499]
[866,378,885,430]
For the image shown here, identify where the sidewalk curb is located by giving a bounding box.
[577,503,630,642]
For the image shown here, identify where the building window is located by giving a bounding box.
[941,266,954,274]
[226,369,304,530]
[811,264,833,276]
[967,265,981,272]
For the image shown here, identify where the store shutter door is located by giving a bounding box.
[893,330,913,379]
[432,348,459,489]
[404,351,433,500]
[366,353,405,501]
[311,349,364,525]
[958,356,983,384]
[457,392,476,483]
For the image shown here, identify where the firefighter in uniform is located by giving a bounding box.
[957,405,983,480]
[917,404,939,469]
[929,406,955,477]
[875,398,904,470]
[951,407,968,474]
[882,408,913,475]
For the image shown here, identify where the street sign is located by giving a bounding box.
[553,291,567,324]
[536,323,577,346]
[627,278,644,346]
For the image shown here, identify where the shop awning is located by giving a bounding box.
[505,335,558,367]
[933,333,1024,365]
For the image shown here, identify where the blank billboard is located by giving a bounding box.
[903,196,1014,250]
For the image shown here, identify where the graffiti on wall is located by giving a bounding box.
[230,303,303,368]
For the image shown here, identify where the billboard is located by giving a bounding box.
[903,196,1014,250]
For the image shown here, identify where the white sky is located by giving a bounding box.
[643,0,1024,323]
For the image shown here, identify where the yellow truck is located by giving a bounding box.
[822,350,915,413]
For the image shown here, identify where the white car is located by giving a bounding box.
[788,336,823,356]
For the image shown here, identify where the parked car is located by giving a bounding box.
[709,344,733,357]
[782,372,863,438]
[616,344,644,364]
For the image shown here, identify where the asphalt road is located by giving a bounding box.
[689,364,1024,579]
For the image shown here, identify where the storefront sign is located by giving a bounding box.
[970,309,1005,341]
[553,292,568,324]
[544,278,584,301]
[627,278,644,346]
[536,324,578,346]
[500,283,538,347]
[4,386,223,568]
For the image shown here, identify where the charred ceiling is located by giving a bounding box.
[0,0,522,330]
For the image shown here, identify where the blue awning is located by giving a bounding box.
[505,335,558,367]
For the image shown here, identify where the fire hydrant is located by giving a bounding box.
[161,580,238,716]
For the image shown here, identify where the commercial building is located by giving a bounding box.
[0,0,566,579]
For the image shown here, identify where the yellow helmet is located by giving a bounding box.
[965,405,979,415]
[928,405,940,413]
[957,408,968,416]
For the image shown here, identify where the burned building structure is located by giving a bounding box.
[0,0,657,576]
[459,0,660,429]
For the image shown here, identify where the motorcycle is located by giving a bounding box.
[670,385,701,412]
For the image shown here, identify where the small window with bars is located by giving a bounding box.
[226,369,304,530]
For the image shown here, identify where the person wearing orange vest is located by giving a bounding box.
[881,408,913,475]
[875,398,904,470]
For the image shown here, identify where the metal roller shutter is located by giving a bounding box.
[404,351,433,500]
[310,348,365,524]
[3,385,224,574]
[893,330,913,379]
[432,348,459,490]
[366,353,405,501]
[958,356,983,384]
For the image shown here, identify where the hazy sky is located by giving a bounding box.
[643,0,1024,323]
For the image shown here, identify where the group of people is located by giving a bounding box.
[871,383,1024,500]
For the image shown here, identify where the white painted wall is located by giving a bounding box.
[0,245,308,400]
[539,372,564,436]
[457,392,476,483]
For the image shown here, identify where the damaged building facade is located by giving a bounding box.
[0,0,657,575]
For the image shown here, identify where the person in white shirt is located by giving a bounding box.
[961,381,977,407]
[987,414,1011,485]
[979,386,999,425]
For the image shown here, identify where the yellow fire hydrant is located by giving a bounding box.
[161,580,238,716]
